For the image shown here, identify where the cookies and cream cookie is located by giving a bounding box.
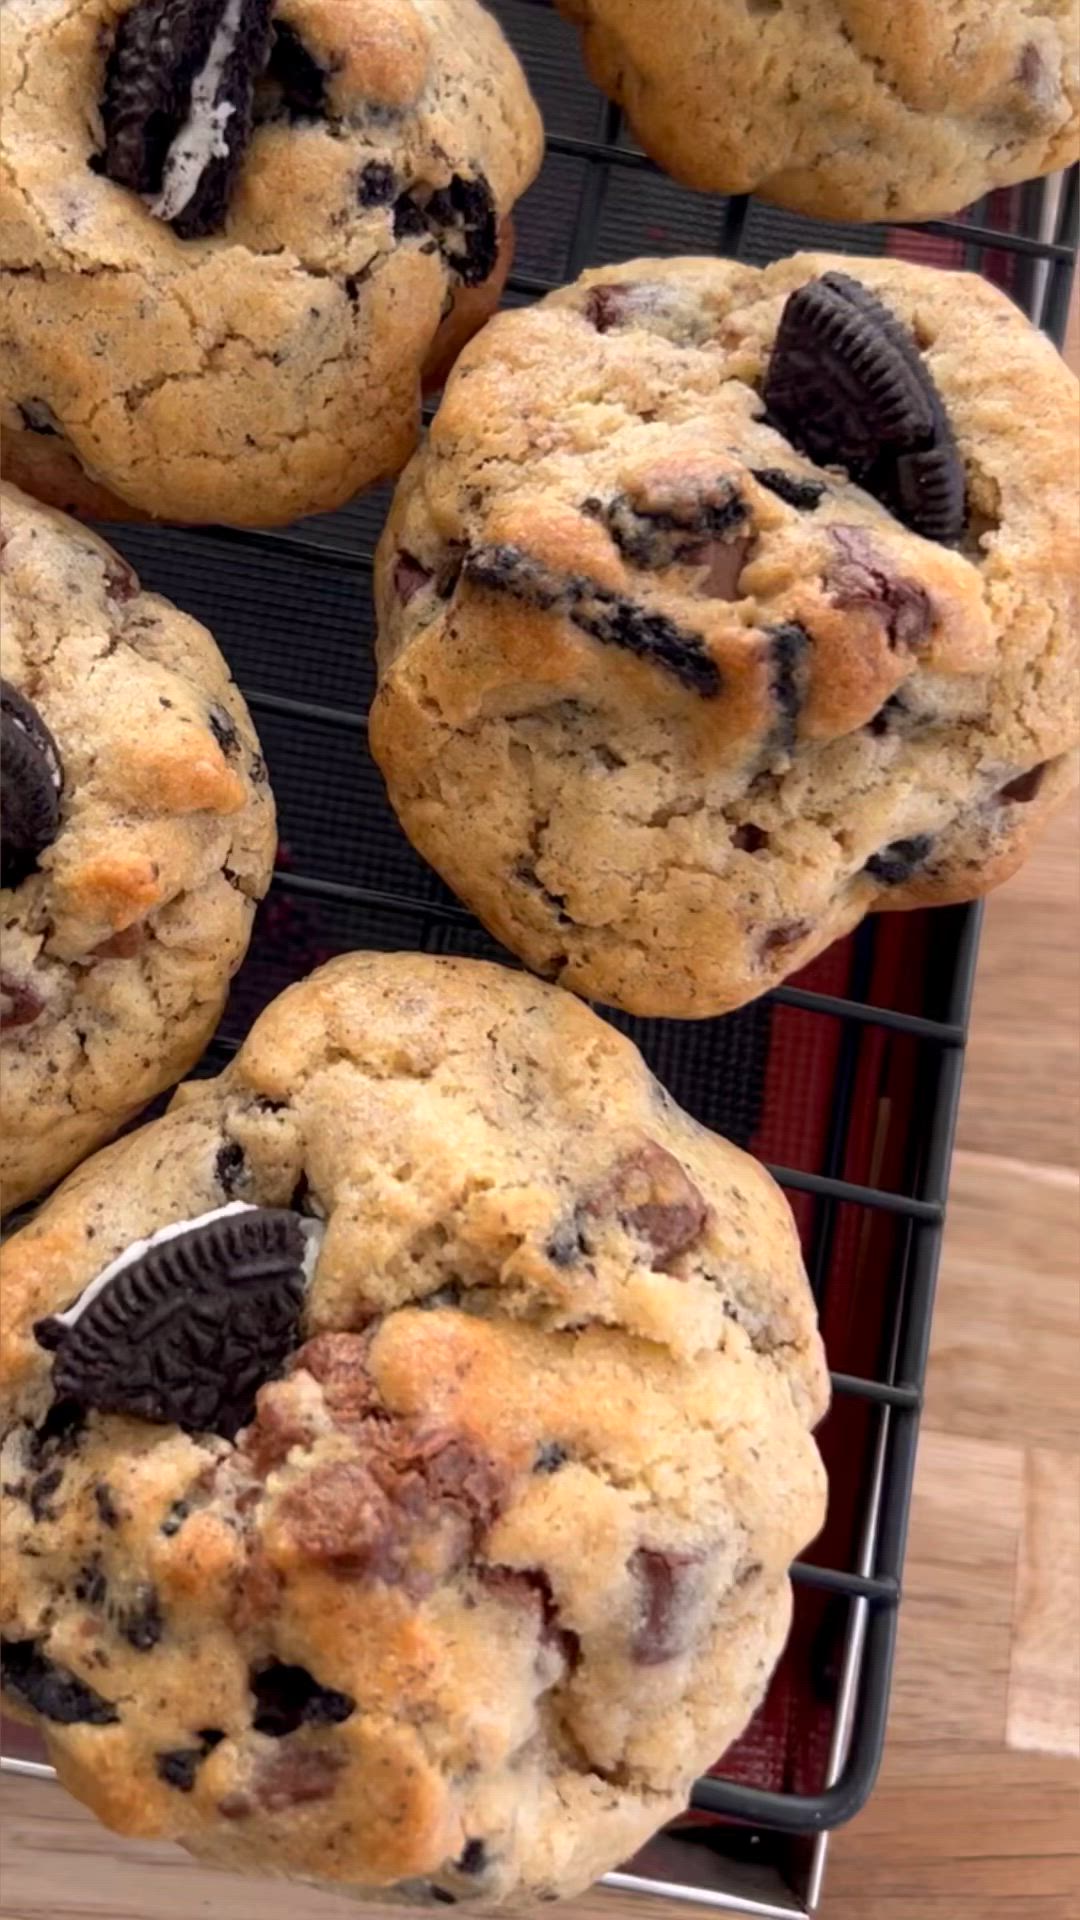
[0,0,542,525]
[0,483,275,1210]
[0,950,827,1903]
[370,254,1079,1018]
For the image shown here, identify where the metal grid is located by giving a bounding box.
[2,0,1076,1909]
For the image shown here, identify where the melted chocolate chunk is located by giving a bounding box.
[253,1745,344,1812]
[464,545,721,698]
[766,621,809,755]
[1,679,63,889]
[630,1546,707,1664]
[45,1208,309,1440]
[250,1662,355,1737]
[394,173,498,286]
[583,284,637,332]
[864,834,933,886]
[764,272,965,543]
[587,1142,709,1268]
[1000,763,1047,804]
[826,526,933,651]
[752,467,826,511]
[0,971,46,1031]
[394,551,434,605]
[101,0,274,239]
[1,1639,119,1725]
[762,918,812,954]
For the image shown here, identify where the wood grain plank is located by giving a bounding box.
[922,1153,1080,1452]
[1007,1449,1080,1759]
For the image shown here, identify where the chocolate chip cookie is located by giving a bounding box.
[0,0,542,527]
[0,483,275,1212]
[370,253,1080,1019]
[0,951,827,1903]
[557,0,1079,220]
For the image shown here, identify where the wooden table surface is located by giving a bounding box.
[3,311,1078,1920]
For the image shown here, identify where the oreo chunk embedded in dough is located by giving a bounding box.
[394,174,499,287]
[1,1639,119,1726]
[1,679,63,889]
[101,0,274,240]
[763,272,964,544]
[46,1208,308,1439]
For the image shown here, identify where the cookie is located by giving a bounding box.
[0,482,276,1211]
[557,0,1079,221]
[370,253,1079,1019]
[0,951,827,1904]
[0,0,542,527]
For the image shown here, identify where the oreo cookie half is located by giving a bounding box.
[763,272,965,544]
[101,0,274,239]
[1,679,63,890]
[35,1203,319,1438]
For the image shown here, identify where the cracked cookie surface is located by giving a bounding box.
[0,483,275,1211]
[557,0,1079,221]
[0,950,827,1904]
[0,0,542,525]
[370,252,1079,1019]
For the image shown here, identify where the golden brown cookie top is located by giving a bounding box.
[0,951,826,1902]
[558,0,1079,219]
[370,253,1079,1018]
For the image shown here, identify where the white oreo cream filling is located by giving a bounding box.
[150,0,245,222]
[46,1201,324,1334]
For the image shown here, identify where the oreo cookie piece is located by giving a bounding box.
[394,174,499,287]
[763,272,965,544]
[1,1639,119,1726]
[37,1204,317,1439]
[101,0,274,240]
[1,679,63,889]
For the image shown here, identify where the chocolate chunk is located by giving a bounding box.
[534,1442,568,1475]
[826,526,933,651]
[691,536,751,601]
[733,823,769,853]
[1000,764,1046,804]
[630,1546,706,1664]
[117,1585,163,1651]
[17,399,58,436]
[766,621,809,755]
[583,284,636,332]
[587,484,747,571]
[1,1639,119,1725]
[264,18,326,117]
[0,971,46,1031]
[359,159,397,207]
[1,679,63,889]
[588,1142,709,1268]
[464,545,721,698]
[763,272,965,543]
[29,1465,63,1524]
[94,1483,121,1529]
[457,1840,489,1876]
[752,467,826,511]
[46,1208,309,1440]
[273,1404,506,1592]
[864,834,933,886]
[480,1566,580,1669]
[89,925,145,961]
[762,918,811,954]
[101,0,275,240]
[207,704,240,755]
[250,1662,355,1737]
[215,1139,247,1196]
[394,174,498,286]
[253,1746,344,1812]
[394,551,434,605]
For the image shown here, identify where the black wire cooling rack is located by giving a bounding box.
[7,1,1075,1903]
